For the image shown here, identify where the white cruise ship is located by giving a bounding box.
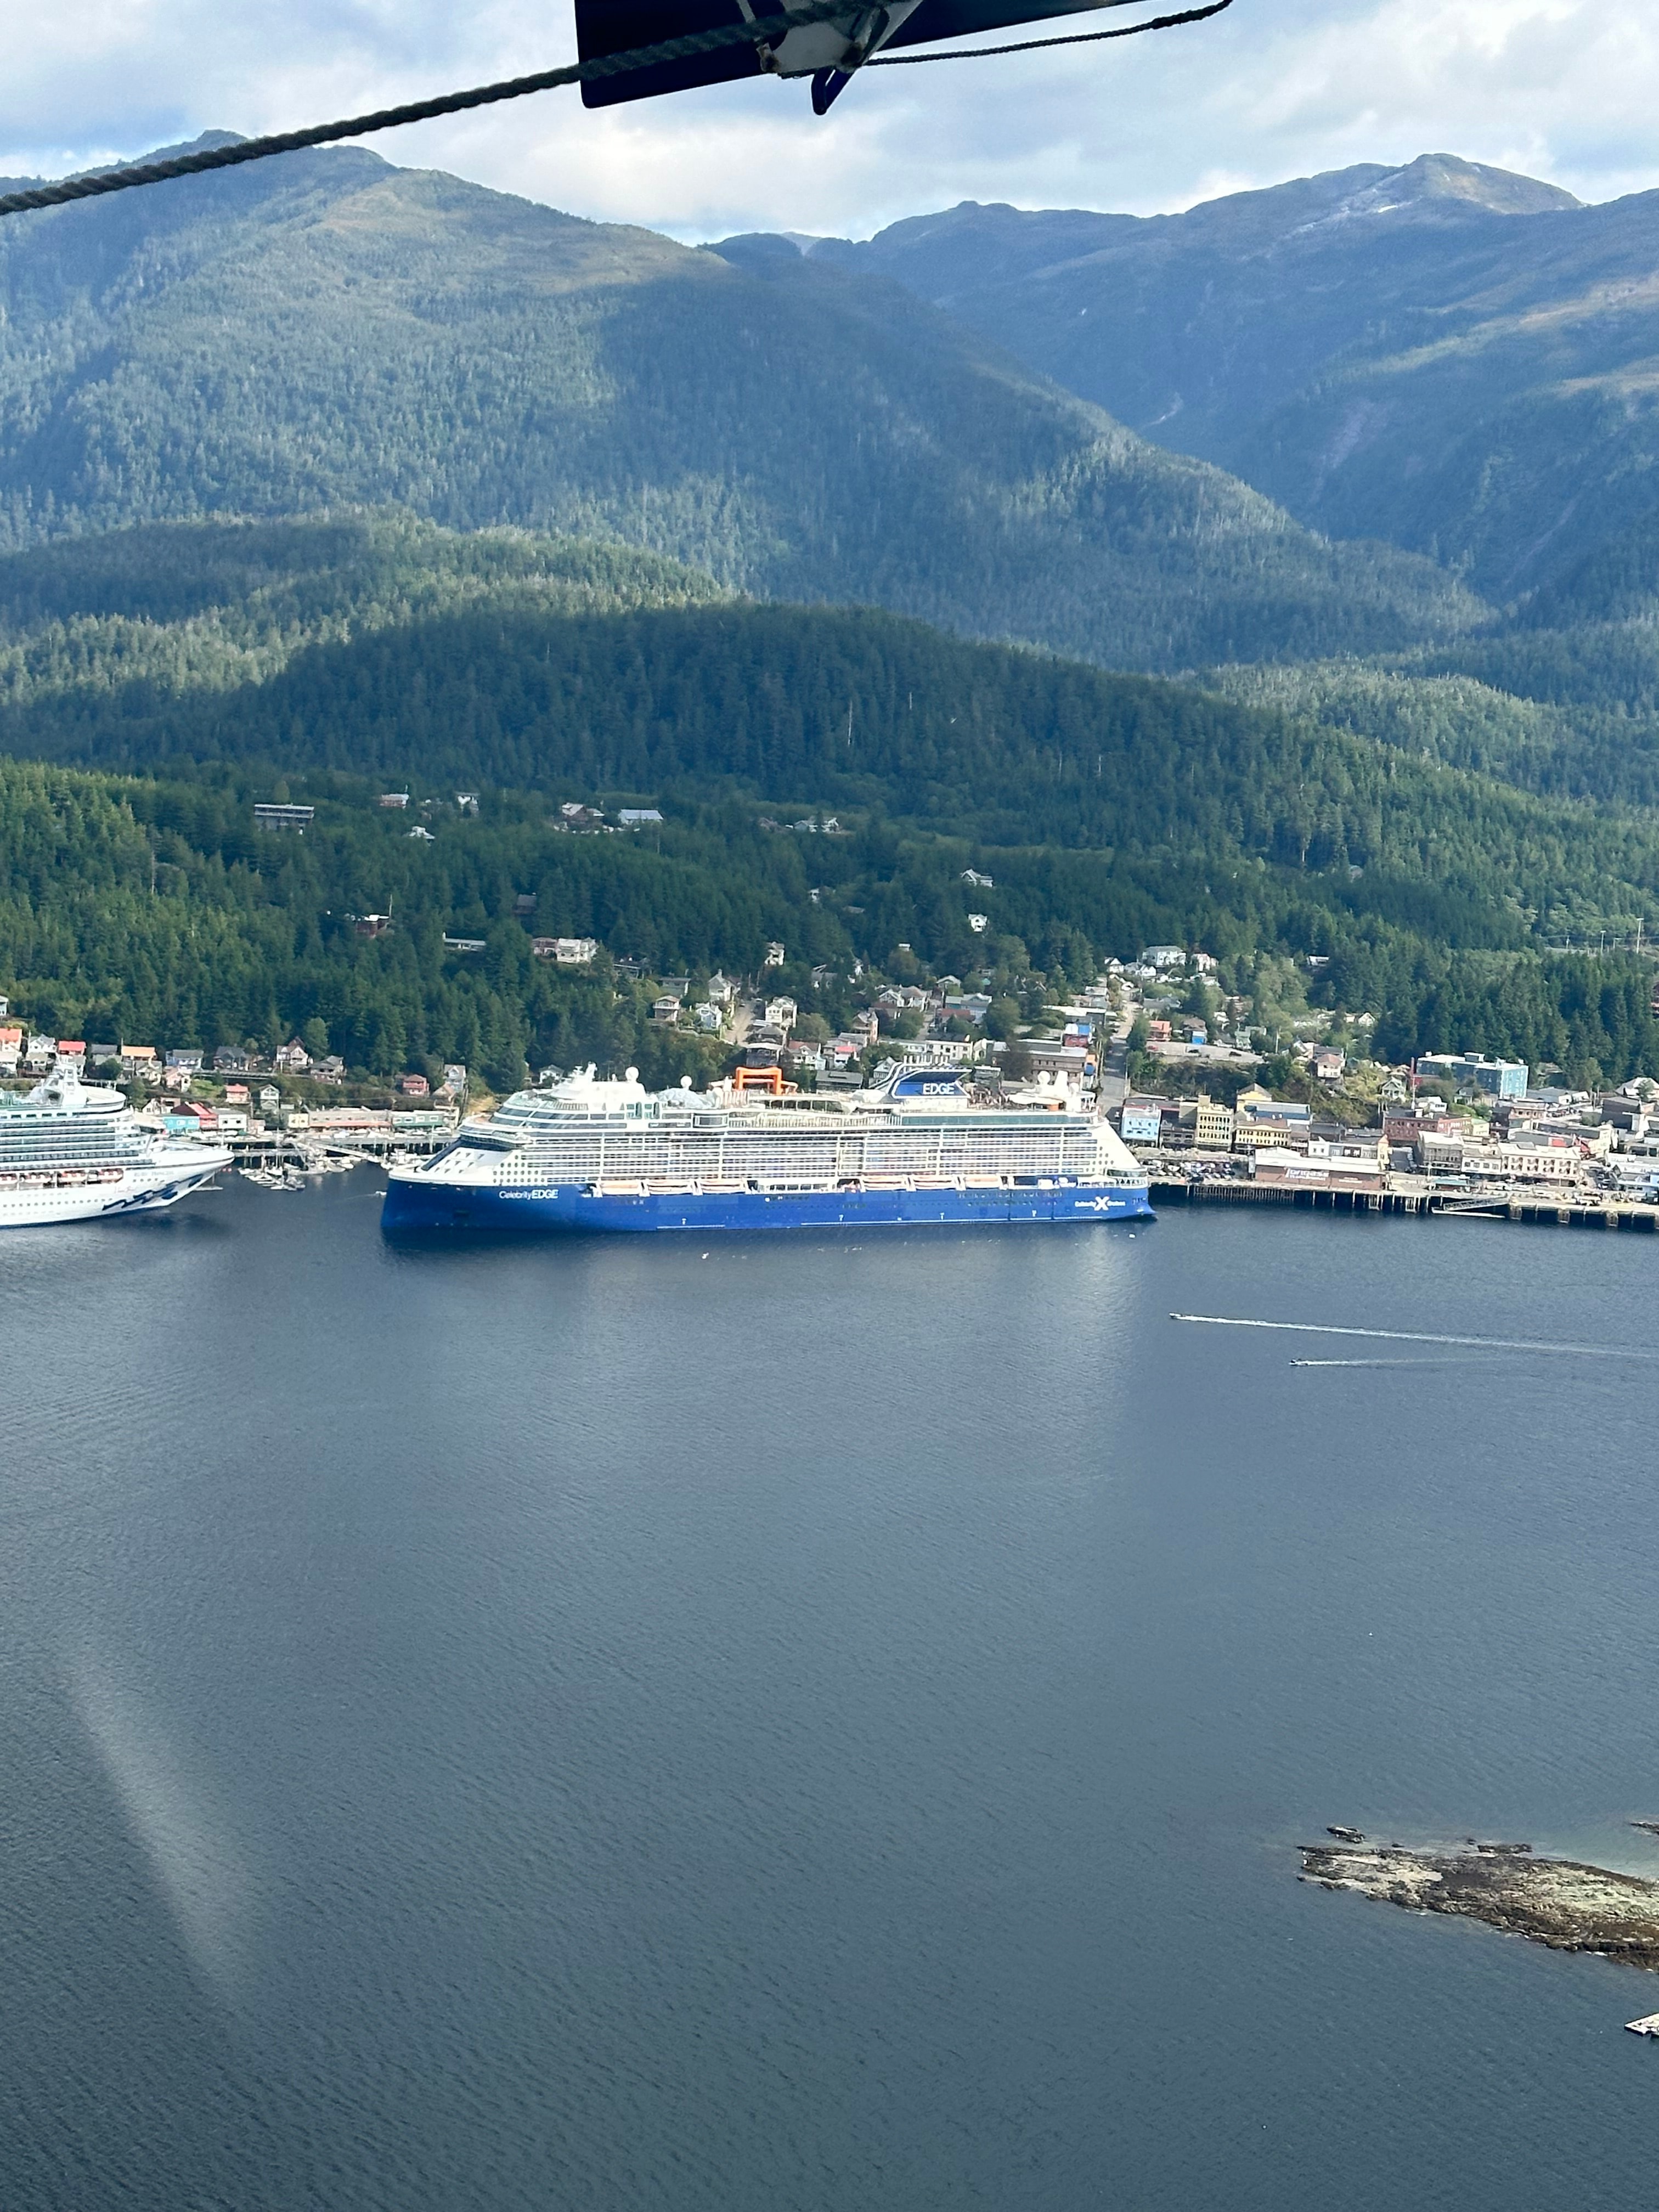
[384,1062,1153,1235]
[0,1070,233,1228]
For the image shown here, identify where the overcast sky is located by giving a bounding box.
[3,1,1655,240]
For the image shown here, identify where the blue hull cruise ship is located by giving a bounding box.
[382,1064,1153,1235]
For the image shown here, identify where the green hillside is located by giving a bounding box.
[0,517,1652,942]
[1204,657,1659,811]
[0,142,1481,672]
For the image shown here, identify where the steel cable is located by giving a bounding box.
[869,0,1232,64]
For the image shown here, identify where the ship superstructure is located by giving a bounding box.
[382,1064,1153,1234]
[0,1071,233,1228]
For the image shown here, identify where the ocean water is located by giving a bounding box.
[3,1176,1658,2210]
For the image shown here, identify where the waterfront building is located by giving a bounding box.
[1119,1101,1166,1146]
[1179,1096,1235,1150]
[1251,1148,1385,1194]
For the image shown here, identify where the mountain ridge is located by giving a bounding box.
[0,138,1483,672]
[798,154,1659,597]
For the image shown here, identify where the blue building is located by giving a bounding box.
[1417,1052,1528,1100]
[1119,1102,1166,1144]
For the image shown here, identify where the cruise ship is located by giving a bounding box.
[0,1070,234,1227]
[382,1063,1153,1234]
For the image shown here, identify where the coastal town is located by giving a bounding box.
[4,929,1658,1224]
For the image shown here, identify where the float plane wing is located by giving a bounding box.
[577,0,1158,113]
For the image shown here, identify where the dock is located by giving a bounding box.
[1147,1162,1659,1233]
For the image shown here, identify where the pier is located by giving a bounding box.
[1148,1163,1659,1232]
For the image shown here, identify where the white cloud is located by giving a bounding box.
[2,1,1656,237]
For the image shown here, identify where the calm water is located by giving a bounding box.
[3,1177,1658,2210]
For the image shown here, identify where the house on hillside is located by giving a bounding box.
[274,1039,312,1073]
[531,936,599,964]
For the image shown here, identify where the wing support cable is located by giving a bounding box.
[870,0,1231,65]
[0,0,1233,223]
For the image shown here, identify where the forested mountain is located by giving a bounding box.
[808,154,1659,600]
[0,138,1481,671]
[2,516,1654,950]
